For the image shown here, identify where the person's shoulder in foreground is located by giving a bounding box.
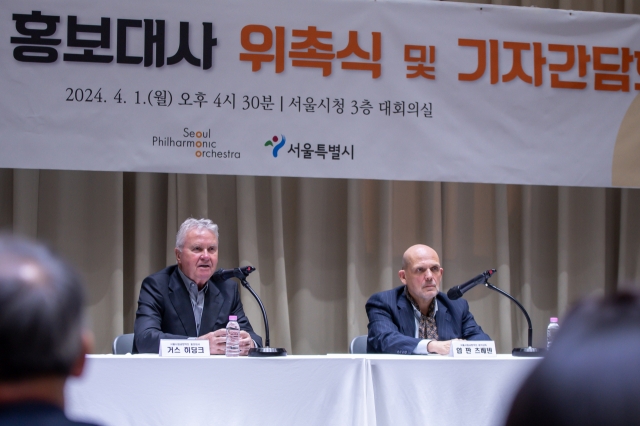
[366,244,490,355]
[0,235,99,426]
[505,290,640,426]
[0,402,98,426]
[133,217,262,355]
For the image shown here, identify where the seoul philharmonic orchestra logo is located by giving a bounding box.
[193,129,210,157]
[264,135,286,158]
[151,128,241,159]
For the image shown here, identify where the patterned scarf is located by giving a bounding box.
[405,287,438,339]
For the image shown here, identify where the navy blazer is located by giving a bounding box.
[133,265,262,353]
[0,402,98,426]
[366,285,490,354]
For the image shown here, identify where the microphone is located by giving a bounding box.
[447,269,496,300]
[218,266,287,357]
[212,266,255,281]
[446,267,545,357]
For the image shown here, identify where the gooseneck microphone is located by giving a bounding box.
[447,269,496,300]
[448,268,545,357]
[213,266,287,357]
[212,266,256,282]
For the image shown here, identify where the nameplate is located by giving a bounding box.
[159,339,210,357]
[449,340,497,358]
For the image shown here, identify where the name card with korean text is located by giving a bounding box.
[449,341,497,358]
[159,339,210,357]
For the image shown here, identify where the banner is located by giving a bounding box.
[1,0,640,187]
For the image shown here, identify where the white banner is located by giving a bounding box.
[2,0,640,187]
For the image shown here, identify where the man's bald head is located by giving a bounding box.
[399,244,443,313]
[401,245,440,270]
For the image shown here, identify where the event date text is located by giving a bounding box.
[64,88,434,118]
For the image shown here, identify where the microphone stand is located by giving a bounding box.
[232,268,287,357]
[483,278,545,357]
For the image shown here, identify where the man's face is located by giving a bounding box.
[175,228,218,287]
[399,245,443,309]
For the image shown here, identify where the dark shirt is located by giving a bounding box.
[0,401,99,426]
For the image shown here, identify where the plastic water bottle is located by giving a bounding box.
[225,315,240,357]
[546,317,559,350]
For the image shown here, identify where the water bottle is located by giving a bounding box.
[225,315,240,357]
[546,317,559,350]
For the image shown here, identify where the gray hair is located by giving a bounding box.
[175,218,219,251]
[0,235,85,382]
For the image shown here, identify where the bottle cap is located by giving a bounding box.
[550,317,558,323]
[229,315,238,321]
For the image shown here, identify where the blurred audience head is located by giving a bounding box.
[0,235,91,390]
[505,290,640,426]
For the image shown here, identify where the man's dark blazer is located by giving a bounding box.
[366,285,490,354]
[133,265,262,353]
[0,402,99,426]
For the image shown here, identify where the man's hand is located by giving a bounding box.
[239,330,255,356]
[198,329,255,355]
[198,329,227,355]
[427,339,463,355]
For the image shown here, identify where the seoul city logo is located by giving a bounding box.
[264,135,286,158]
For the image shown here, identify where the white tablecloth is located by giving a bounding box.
[65,354,538,426]
[366,355,538,426]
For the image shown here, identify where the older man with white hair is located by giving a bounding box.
[133,218,262,355]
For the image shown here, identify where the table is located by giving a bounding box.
[65,354,539,426]
[366,355,538,426]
